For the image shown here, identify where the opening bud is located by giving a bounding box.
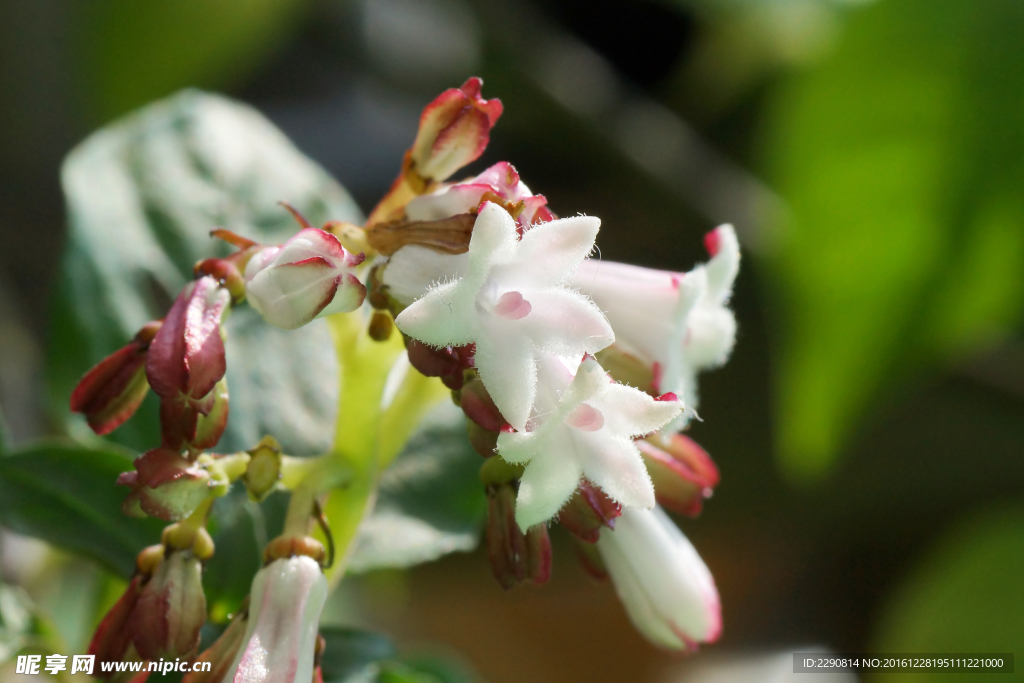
[407,77,503,186]
[130,550,207,661]
[637,434,719,517]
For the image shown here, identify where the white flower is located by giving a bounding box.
[597,506,721,651]
[497,355,682,530]
[394,202,614,430]
[572,224,739,419]
[245,228,366,330]
[225,556,327,683]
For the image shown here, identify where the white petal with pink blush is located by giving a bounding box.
[496,356,683,530]
[395,202,614,430]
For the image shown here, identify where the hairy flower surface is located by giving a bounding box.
[225,556,327,683]
[573,225,739,423]
[497,356,682,530]
[395,202,614,430]
[245,228,366,330]
[597,506,721,651]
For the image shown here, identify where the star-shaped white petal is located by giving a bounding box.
[395,202,615,429]
[497,356,683,531]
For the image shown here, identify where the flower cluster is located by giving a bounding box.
[70,76,740,683]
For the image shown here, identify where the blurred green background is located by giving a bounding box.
[0,0,1022,681]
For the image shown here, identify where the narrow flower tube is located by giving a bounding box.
[571,225,740,420]
[244,228,366,330]
[596,507,721,651]
[224,556,328,683]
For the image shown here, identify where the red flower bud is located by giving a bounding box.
[146,277,231,451]
[557,480,622,544]
[637,434,719,517]
[408,77,503,184]
[119,448,212,521]
[70,322,162,436]
[89,574,145,674]
[130,550,207,661]
[485,481,551,589]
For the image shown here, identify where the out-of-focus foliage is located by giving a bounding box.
[0,583,62,664]
[75,0,311,123]
[0,443,164,577]
[320,627,477,683]
[52,89,357,456]
[347,403,487,574]
[760,0,1024,481]
[870,505,1024,682]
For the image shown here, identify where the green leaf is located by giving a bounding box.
[52,89,363,457]
[760,0,1024,481]
[0,442,164,578]
[0,407,8,453]
[203,488,289,621]
[346,403,487,574]
[76,0,310,123]
[871,505,1024,682]
[319,627,397,683]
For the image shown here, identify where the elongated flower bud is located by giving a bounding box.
[224,556,328,683]
[408,77,503,185]
[597,507,721,651]
[637,434,719,517]
[147,276,232,451]
[130,550,207,660]
[244,228,366,330]
[557,480,622,544]
[71,321,162,435]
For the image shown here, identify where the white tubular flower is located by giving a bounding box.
[572,224,740,416]
[225,556,327,683]
[394,202,614,430]
[244,228,367,330]
[597,506,721,651]
[497,356,682,531]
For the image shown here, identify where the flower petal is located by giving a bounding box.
[511,216,600,286]
[509,432,582,531]
[247,257,341,330]
[394,280,478,347]
[515,287,614,357]
[578,434,655,511]
[467,202,518,279]
[473,325,536,431]
[382,245,469,306]
[596,383,682,437]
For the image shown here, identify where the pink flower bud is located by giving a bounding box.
[557,480,622,544]
[637,434,719,517]
[484,481,551,589]
[597,507,721,651]
[130,550,207,661]
[408,77,503,184]
[146,277,232,450]
[224,556,328,683]
[405,161,555,230]
[119,448,212,521]
[71,322,162,436]
[244,228,366,330]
